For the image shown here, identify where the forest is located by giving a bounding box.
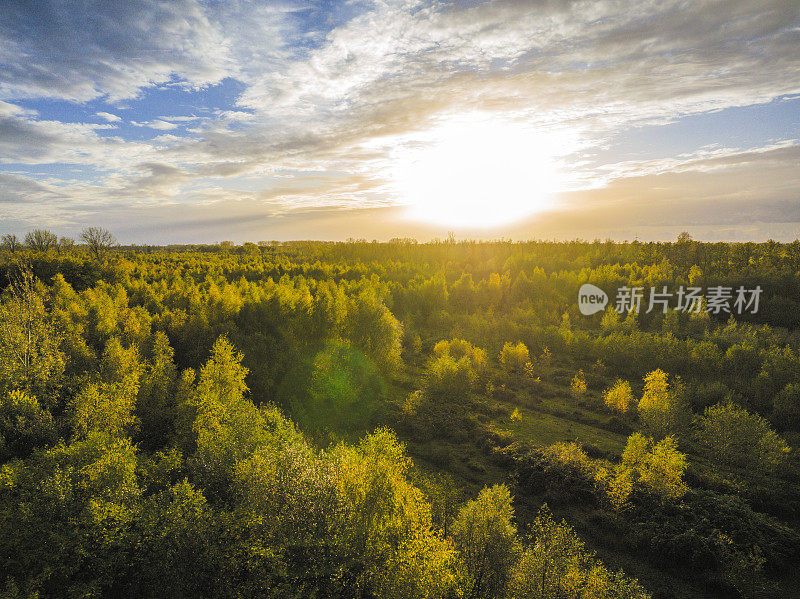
[1,230,800,598]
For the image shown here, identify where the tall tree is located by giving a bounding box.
[1,234,21,253]
[81,227,118,260]
[637,369,689,438]
[452,484,520,599]
[0,266,65,397]
[24,229,58,252]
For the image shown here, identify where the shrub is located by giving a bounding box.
[570,370,587,400]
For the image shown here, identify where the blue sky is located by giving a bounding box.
[1,0,799,242]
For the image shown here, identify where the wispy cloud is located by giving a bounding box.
[96,112,122,123]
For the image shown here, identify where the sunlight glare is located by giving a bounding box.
[391,113,571,228]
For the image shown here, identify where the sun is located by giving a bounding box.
[390,113,569,228]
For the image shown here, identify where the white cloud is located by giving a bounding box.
[96,112,122,122]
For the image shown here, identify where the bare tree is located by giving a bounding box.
[81,227,117,260]
[24,229,58,252]
[1,234,20,253]
[58,236,76,253]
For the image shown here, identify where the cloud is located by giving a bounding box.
[0,101,154,165]
[0,172,66,204]
[0,0,798,240]
[132,120,180,131]
[96,112,122,122]
[0,0,234,101]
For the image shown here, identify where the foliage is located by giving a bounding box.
[0,267,65,398]
[603,379,636,414]
[284,339,385,435]
[637,369,690,438]
[452,484,520,599]
[697,402,790,472]
[570,369,587,400]
[70,338,142,439]
[0,390,56,462]
[618,433,688,502]
[500,341,531,375]
[509,507,651,599]
[422,339,488,401]
[1,238,799,598]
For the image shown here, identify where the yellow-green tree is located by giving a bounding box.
[619,433,688,501]
[423,339,487,400]
[570,369,587,401]
[452,484,520,599]
[0,267,65,397]
[637,369,689,438]
[331,428,458,598]
[70,338,142,438]
[603,379,636,414]
[499,341,530,375]
[0,432,140,595]
[509,507,650,599]
[345,290,403,374]
[181,336,268,490]
[0,389,56,461]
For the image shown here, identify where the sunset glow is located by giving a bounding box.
[391,114,570,227]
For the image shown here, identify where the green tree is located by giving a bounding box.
[285,339,384,436]
[345,291,403,374]
[0,432,140,597]
[697,402,790,472]
[773,383,800,430]
[136,332,178,449]
[124,479,235,598]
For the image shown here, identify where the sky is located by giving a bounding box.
[1,0,799,243]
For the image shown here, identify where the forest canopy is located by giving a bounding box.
[1,235,799,598]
